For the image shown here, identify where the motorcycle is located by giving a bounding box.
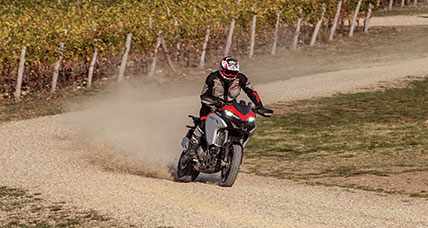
[176,98,273,187]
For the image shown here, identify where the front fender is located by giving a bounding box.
[205,113,228,146]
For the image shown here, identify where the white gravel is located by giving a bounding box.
[259,56,428,104]
[1,56,428,227]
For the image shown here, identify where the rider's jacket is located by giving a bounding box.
[199,70,263,119]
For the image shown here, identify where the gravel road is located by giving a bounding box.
[1,55,428,227]
[371,15,428,26]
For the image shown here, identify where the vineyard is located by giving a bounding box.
[0,0,409,100]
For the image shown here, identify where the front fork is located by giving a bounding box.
[225,142,245,164]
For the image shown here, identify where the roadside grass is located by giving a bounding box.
[244,77,428,197]
[0,186,125,227]
[0,85,104,124]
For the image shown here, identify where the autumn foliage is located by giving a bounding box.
[0,0,375,94]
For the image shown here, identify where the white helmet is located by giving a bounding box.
[219,56,240,80]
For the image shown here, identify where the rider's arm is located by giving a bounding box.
[239,73,263,108]
[201,73,215,99]
[200,73,220,108]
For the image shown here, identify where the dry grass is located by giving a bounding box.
[0,186,127,227]
[0,83,106,124]
[244,77,428,197]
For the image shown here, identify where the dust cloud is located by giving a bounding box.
[65,81,200,179]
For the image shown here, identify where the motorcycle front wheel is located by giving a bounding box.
[176,151,200,182]
[219,144,243,187]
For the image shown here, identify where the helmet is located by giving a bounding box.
[219,56,240,80]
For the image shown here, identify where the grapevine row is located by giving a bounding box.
[0,0,406,99]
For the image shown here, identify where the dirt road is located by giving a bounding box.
[371,15,428,26]
[2,13,428,227]
[1,54,428,227]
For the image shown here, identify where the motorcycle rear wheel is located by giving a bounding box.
[219,145,243,187]
[176,151,200,182]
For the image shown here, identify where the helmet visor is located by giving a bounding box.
[221,69,238,78]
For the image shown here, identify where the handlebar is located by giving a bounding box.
[255,107,274,117]
[203,97,273,117]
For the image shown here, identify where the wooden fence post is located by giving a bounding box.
[364,4,373,33]
[149,16,153,29]
[329,0,343,41]
[389,0,394,10]
[271,11,281,55]
[310,4,326,46]
[401,0,406,7]
[224,19,236,57]
[199,27,211,68]
[224,0,240,57]
[51,42,64,93]
[176,42,182,62]
[249,14,257,58]
[291,8,303,50]
[87,47,98,88]
[349,0,362,37]
[160,35,178,74]
[148,34,162,78]
[117,33,132,82]
[14,47,26,102]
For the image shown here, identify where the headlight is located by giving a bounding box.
[225,110,237,118]
[248,117,255,123]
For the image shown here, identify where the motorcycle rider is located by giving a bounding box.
[186,56,273,159]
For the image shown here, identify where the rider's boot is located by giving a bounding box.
[187,125,204,161]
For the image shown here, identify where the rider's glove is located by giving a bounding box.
[213,98,225,109]
[256,106,274,117]
[213,99,225,109]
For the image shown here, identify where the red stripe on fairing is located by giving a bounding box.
[223,105,255,121]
